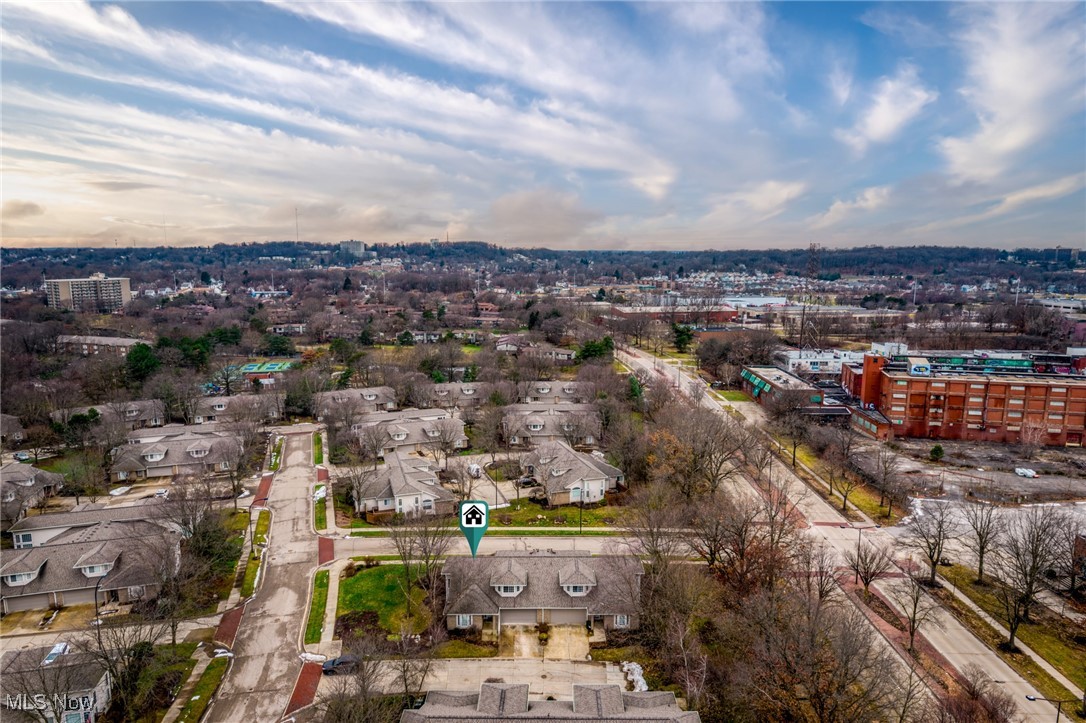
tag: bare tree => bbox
[960,499,1002,583]
[339,452,380,515]
[386,513,455,612]
[1017,419,1045,461]
[443,460,475,501]
[871,444,903,518]
[316,631,400,723]
[355,424,388,469]
[902,501,960,586]
[892,575,940,653]
[793,539,841,604]
[425,418,463,470]
[846,539,895,601]
[323,395,366,460]
[921,663,1020,723]
[1053,512,1085,597]
[74,617,171,722]
[388,621,436,705]
[992,506,1064,650]
[2,645,109,723]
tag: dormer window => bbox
[392,432,407,441]
[3,571,38,586]
[426,429,439,438]
[125,408,139,417]
[528,423,543,432]
[562,584,591,597]
[562,423,574,432]
[436,390,449,396]
[80,563,113,578]
[538,386,550,394]
[144,453,165,462]
[189,448,208,458]
[363,393,377,400]
[462,388,475,395]
[3,490,14,502]
[563,386,576,394]
[213,403,226,411]
[550,468,566,477]
[494,584,523,597]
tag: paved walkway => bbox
[208,428,320,722]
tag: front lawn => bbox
[314,486,327,530]
[305,570,330,645]
[176,657,230,723]
[719,390,751,402]
[941,564,1086,692]
[337,564,428,634]
[493,502,625,527]
[434,640,497,658]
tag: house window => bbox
[219,462,229,470]
[569,585,585,593]
[614,614,629,628]
[190,449,208,458]
[213,403,226,411]
[81,564,113,577]
[363,393,376,400]
[499,585,520,594]
[456,614,472,628]
[422,499,433,510]
[4,571,36,585]
[571,488,581,500]
[14,533,32,549]
[144,453,165,462]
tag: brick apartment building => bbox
[844,352,1086,446]
[45,274,131,312]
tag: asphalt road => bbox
[619,346,1063,721]
[208,428,319,722]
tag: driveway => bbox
[208,429,319,722]
[499,625,590,660]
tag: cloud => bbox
[483,189,603,246]
[914,173,1085,233]
[835,64,937,155]
[939,4,1085,183]
[2,200,45,219]
[810,186,891,229]
[699,180,808,229]
[828,61,852,107]
[860,8,947,47]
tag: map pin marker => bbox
[459,500,489,558]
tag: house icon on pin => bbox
[462,505,485,527]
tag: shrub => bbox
[930,444,945,462]
[536,622,551,635]
[499,514,513,526]
[553,515,567,525]
[361,556,380,569]
[343,562,358,579]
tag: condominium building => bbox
[45,274,131,311]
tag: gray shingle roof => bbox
[443,551,640,617]
[400,684,701,721]
[522,442,621,497]
[9,501,165,533]
[345,454,455,504]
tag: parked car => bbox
[467,463,482,479]
[12,452,31,462]
[1014,468,1038,478]
[516,477,540,488]
[322,654,359,675]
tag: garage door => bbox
[60,589,97,606]
[3,594,50,613]
[500,609,537,626]
[549,608,587,625]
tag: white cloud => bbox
[835,63,937,155]
[828,61,853,107]
[810,186,891,229]
[939,4,1085,183]
[914,174,1085,233]
[701,180,808,228]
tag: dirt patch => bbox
[888,439,1086,502]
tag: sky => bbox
[1,1,1084,251]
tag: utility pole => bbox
[295,207,300,244]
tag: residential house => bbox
[353,410,468,457]
[56,334,142,357]
[1,463,64,532]
[192,393,282,424]
[430,382,489,409]
[402,684,699,723]
[8,502,165,549]
[442,550,641,631]
[1,644,113,723]
[521,381,590,404]
[109,429,241,482]
[502,404,601,448]
[520,442,623,507]
[523,344,577,365]
[314,387,397,419]
[53,400,166,434]
[1,518,176,613]
[1,414,25,445]
[342,453,455,518]
[495,334,530,353]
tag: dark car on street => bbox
[321,654,359,675]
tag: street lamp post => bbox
[854,526,865,584]
[1024,694,1079,722]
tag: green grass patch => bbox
[460,344,482,355]
[226,510,250,534]
[305,570,330,645]
[434,640,497,658]
[269,437,284,471]
[337,564,428,634]
[240,551,261,597]
[348,528,618,538]
[253,509,270,545]
[333,487,375,527]
[492,503,625,527]
[313,432,323,464]
[933,570,1085,717]
[350,555,404,561]
[940,564,1086,693]
[719,390,751,402]
[314,486,327,530]
[176,657,230,723]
